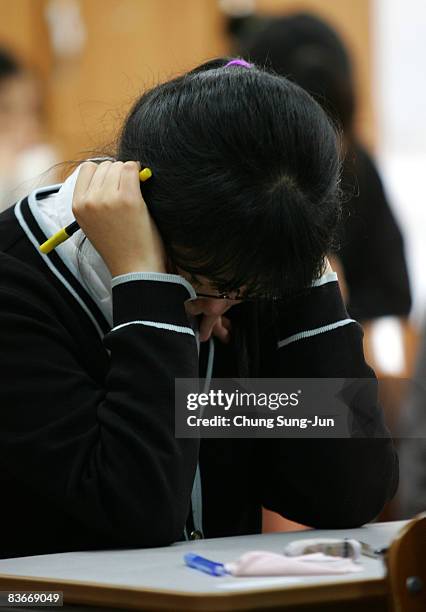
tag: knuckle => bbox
[74,198,93,216]
[107,195,120,209]
[123,160,138,170]
[122,186,140,202]
[111,161,124,171]
[98,160,113,169]
[117,194,134,209]
[72,194,84,210]
[84,192,108,209]
[101,195,118,209]
[80,197,97,211]
[81,161,97,171]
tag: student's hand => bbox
[72,160,166,276]
[200,315,231,344]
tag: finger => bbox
[73,162,99,202]
[221,316,232,331]
[119,161,143,197]
[101,161,125,192]
[212,319,230,344]
[87,160,114,191]
[199,314,220,343]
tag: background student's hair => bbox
[239,14,355,138]
[0,47,21,81]
[116,57,342,299]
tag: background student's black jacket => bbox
[0,191,398,559]
[338,142,411,321]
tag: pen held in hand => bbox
[39,167,152,254]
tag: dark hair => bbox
[117,57,341,298]
[241,14,356,136]
[0,48,21,84]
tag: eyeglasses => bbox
[194,291,281,301]
[194,290,309,302]
[195,291,245,301]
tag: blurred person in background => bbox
[231,12,412,323]
[399,322,426,517]
[0,47,58,212]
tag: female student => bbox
[0,59,397,558]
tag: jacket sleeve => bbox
[0,274,199,548]
[256,274,399,528]
[340,144,412,320]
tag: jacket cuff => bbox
[276,277,357,346]
[111,272,196,297]
[111,274,195,329]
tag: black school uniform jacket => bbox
[339,142,411,321]
[0,186,398,559]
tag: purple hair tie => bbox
[224,59,253,69]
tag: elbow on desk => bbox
[308,444,399,530]
[270,439,399,530]
[306,492,392,531]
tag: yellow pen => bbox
[39,167,152,254]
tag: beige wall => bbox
[0,0,373,162]
[0,0,51,76]
[46,0,228,162]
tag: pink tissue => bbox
[225,551,363,576]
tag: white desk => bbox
[0,521,407,611]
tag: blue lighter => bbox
[184,553,229,576]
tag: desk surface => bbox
[0,521,406,611]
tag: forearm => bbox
[0,275,199,547]
[257,274,398,526]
